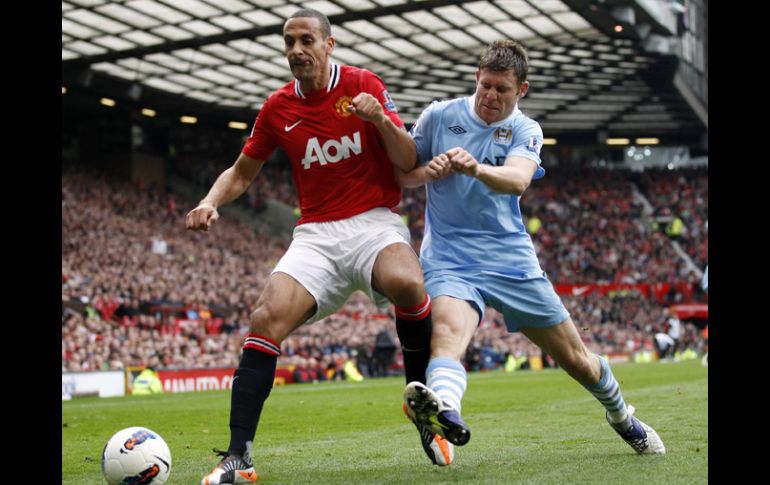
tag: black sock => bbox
[227,338,279,456]
[395,296,433,385]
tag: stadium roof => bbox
[62,0,704,145]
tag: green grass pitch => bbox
[63,360,707,484]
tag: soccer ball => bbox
[101,426,172,485]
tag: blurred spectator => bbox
[371,329,397,377]
[292,356,312,384]
[653,331,676,360]
[132,367,163,395]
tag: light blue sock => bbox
[427,357,467,413]
[583,356,628,423]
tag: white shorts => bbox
[272,207,412,323]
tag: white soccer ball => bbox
[101,426,172,485]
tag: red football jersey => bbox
[243,63,404,224]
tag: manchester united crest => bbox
[335,96,354,117]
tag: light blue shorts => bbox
[424,268,570,332]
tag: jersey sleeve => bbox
[507,118,546,180]
[409,101,440,165]
[360,70,404,129]
[242,94,278,161]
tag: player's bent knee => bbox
[400,273,425,297]
[432,320,462,339]
[387,273,426,307]
[249,305,287,342]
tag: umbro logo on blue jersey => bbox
[448,126,467,135]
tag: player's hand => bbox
[185,203,219,232]
[426,153,453,181]
[447,147,480,177]
[347,93,385,124]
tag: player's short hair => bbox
[479,40,529,85]
[288,8,332,39]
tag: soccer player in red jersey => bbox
[187,9,450,484]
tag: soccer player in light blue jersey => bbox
[397,40,665,464]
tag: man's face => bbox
[474,68,529,124]
[283,17,334,82]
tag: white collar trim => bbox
[294,62,340,99]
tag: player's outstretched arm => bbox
[348,92,417,172]
[185,152,265,231]
[448,147,537,195]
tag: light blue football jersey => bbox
[410,94,547,276]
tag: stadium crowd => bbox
[638,166,708,271]
[523,167,686,284]
[62,166,706,375]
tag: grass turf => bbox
[62,360,707,484]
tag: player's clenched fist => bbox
[447,147,480,177]
[186,203,219,231]
[426,153,454,181]
[346,92,385,124]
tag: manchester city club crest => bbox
[335,95,353,117]
[493,125,513,144]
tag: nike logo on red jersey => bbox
[285,120,303,132]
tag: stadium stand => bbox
[62,164,707,375]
